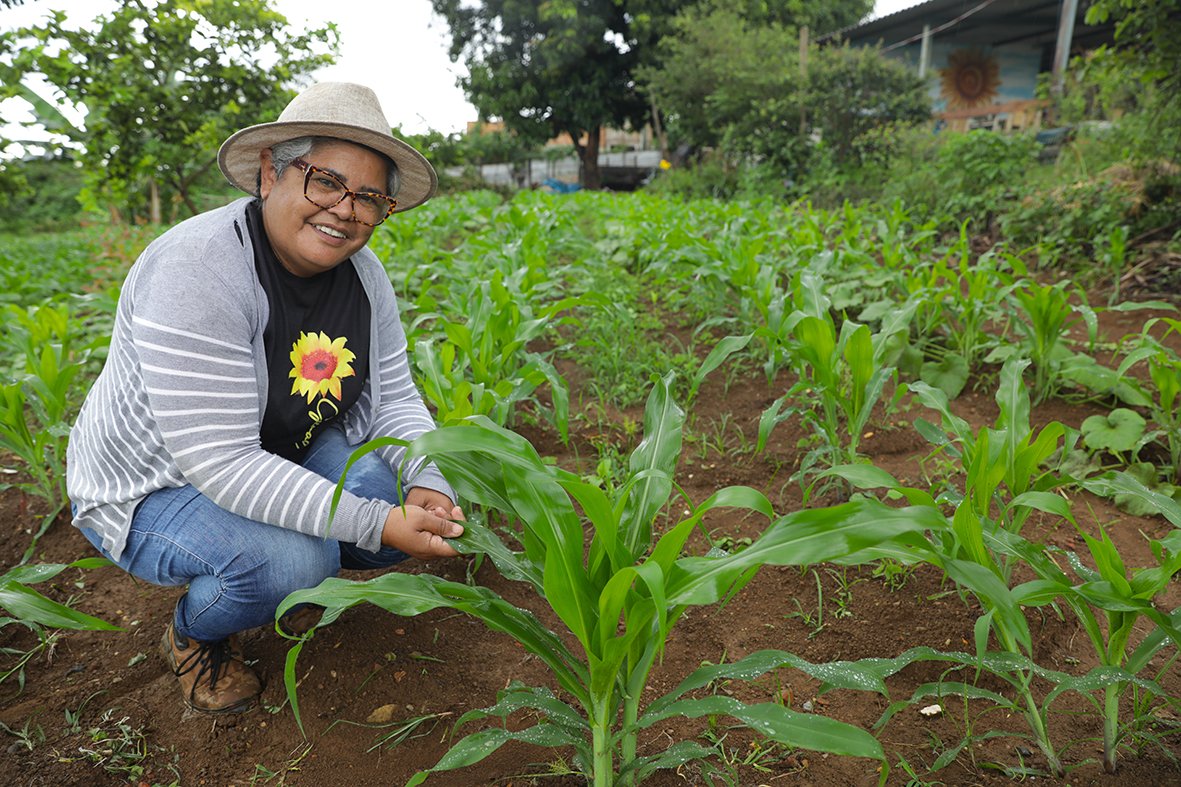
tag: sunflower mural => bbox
[939,48,1001,110]
[289,331,356,404]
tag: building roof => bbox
[821,0,1112,52]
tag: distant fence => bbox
[446,149,663,190]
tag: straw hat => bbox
[218,82,437,213]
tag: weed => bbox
[0,716,45,752]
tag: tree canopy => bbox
[0,0,338,222]
[641,4,926,182]
[429,0,871,189]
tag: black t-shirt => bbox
[246,200,371,462]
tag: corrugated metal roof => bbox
[821,0,1002,42]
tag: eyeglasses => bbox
[290,159,397,227]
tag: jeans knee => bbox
[341,452,400,503]
[226,534,338,610]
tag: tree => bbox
[430,0,646,189]
[1084,0,1181,161]
[637,5,796,150]
[428,1,871,190]
[641,9,928,182]
[0,0,338,223]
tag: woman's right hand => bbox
[380,504,464,559]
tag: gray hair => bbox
[262,136,400,197]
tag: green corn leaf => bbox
[690,333,752,399]
[1082,472,1181,527]
[283,637,307,736]
[645,649,896,721]
[277,573,587,705]
[909,381,972,444]
[405,722,584,787]
[794,315,838,389]
[843,322,875,411]
[641,695,884,761]
[446,512,541,590]
[0,581,121,631]
[503,465,597,649]
[2,557,110,586]
[1013,579,1069,606]
[559,477,628,575]
[647,486,773,574]
[665,501,946,607]
[984,529,1068,584]
[1008,491,1075,524]
[943,558,1031,654]
[756,392,790,452]
[1125,606,1181,674]
[1042,665,1167,708]
[451,682,587,735]
[620,371,683,558]
[624,740,718,783]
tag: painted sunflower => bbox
[289,331,356,404]
[940,48,1001,110]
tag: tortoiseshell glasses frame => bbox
[291,158,397,226]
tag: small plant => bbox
[0,558,119,689]
[0,717,45,752]
[994,279,1094,404]
[1116,316,1181,486]
[0,302,101,513]
[871,558,916,592]
[784,569,826,639]
[280,374,948,785]
[758,271,907,496]
[72,708,180,784]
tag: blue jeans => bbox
[80,427,407,643]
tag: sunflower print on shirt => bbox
[289,331,356,404]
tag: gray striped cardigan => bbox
[67,197,454,561]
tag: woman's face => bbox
[259,140,389,277]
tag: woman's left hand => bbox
[404,487,461,519]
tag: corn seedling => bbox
[1,558,119,690]
[990,279,1097,404]
[758,271,910,496]
[279,374,948,785]
[1116,317,1181,485]
[0,302,103,511]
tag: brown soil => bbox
[2,306,1180,787]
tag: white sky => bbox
[1,0,917,150]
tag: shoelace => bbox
[174,636,234,696]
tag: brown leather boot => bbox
[277,604,325,637]
[160,622,262,713]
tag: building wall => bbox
[888,41,1042,112]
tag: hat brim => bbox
[218,121,437,213]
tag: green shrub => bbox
[884,130,1039,229]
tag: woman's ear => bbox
[258,148,276,199]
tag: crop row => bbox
[2,190,1180,783]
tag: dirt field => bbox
[2,304,1180,787]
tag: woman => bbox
[67,82,464,714]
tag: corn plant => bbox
[826,361,1082,774]
[1012,483,1181,773]
[412,275,575,441]
[988,279,1098,404]
[828,453,1181,778]
[1,558,119,689]
[757,271,911,494]
[1116,317,1181,485]
[0,302,101,510]
[279,374,947,785]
